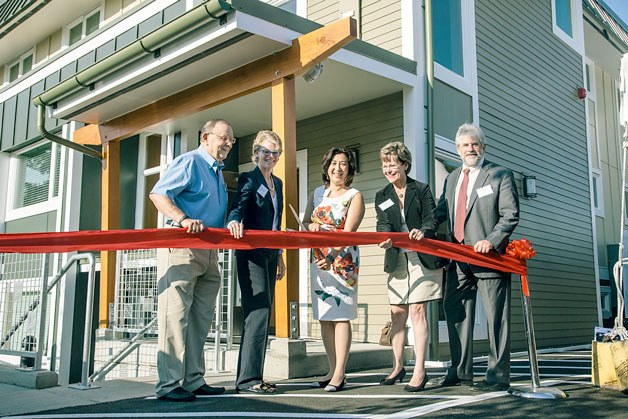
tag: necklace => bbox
[394,185,406,200]
[267,178,275,191]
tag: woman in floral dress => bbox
[303,147,364,392]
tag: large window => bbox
[66,7,102,47]
[10,142,61,211]
[434,0,463,76]
[551,0,583,53]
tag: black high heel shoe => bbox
[309,378,332,388]
[404,374,429,392]
[380,368,406,385]
[324,377,346,392]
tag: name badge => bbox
[476,185,493,198]
[257,184,269,197]
[378,199,395,211]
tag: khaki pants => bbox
[155,247,221,397]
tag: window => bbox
[4,51,34,84]
[66,8,102,46]
[433,0,478,124]
[434,0,463,76]
[10,142,61,211]
[555,0,572,36]
[592,169,603,217]
[551,0,584,54]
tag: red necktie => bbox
[454,168,470,243]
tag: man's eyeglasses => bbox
[210,132,236,144]
[258,147,281,158]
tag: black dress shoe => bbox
[158,387,196,402]
[193,384,225,396]
[324,377,346,392]
[380,368,406,385]
[432,375,461,387]
[309,378,332,388]
[470,380,510,392]
[236,383,277,394]
[404,374,429,392]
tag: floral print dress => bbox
[310,185,360,321]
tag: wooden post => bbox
[272,77,299,338]
[100,141,120,328]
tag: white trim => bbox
[551,0,585,55]
[135,134,149,229]
[296,0,307,18]
[3,49,34,85]
[583,55,603,327]
[403,86,424,182]
[0,0,181,102]
[0,151,9,232]
[296,148,309,338]
[400,0,420,61]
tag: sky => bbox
[602,0,628,27]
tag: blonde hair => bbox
[379,141,412,174]
[251,130,283,163]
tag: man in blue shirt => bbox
[150,119,235,402]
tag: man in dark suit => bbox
[227,130,285,394]
[434,123,520,392]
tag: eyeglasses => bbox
[381,164,403,172]
[258,146,281,158]
[210,132,236,144]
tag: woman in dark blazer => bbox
[375,141,447,392]
[227,130,285,395]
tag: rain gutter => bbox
[32,0,232,160]
[32,0,232,107]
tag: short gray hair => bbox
[455,123,486,147]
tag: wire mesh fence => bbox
[0,253,49,363]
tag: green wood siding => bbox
[361,0,401,55]
[475,0,597,348]
[297,92,403,342]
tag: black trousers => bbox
[235,249,278,389]
[443,262,511,384]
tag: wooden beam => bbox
[99,141,120,328]
[73,17,357,145]
[272,77,299,339]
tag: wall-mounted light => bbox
[577,87,587,99]
[303,62,324,83]
[523,174,537,198]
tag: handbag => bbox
[379,321,392,346]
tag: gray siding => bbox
[6,211,57,233]
[476,0,597,348]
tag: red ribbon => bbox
[0,228,528,275]
[505,239,536,297]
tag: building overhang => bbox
[36,0,417,138]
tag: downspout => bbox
[424,0,439,362]
[424,0,435,189]
[37,105,102,160]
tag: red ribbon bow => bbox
[506,238,536,260]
